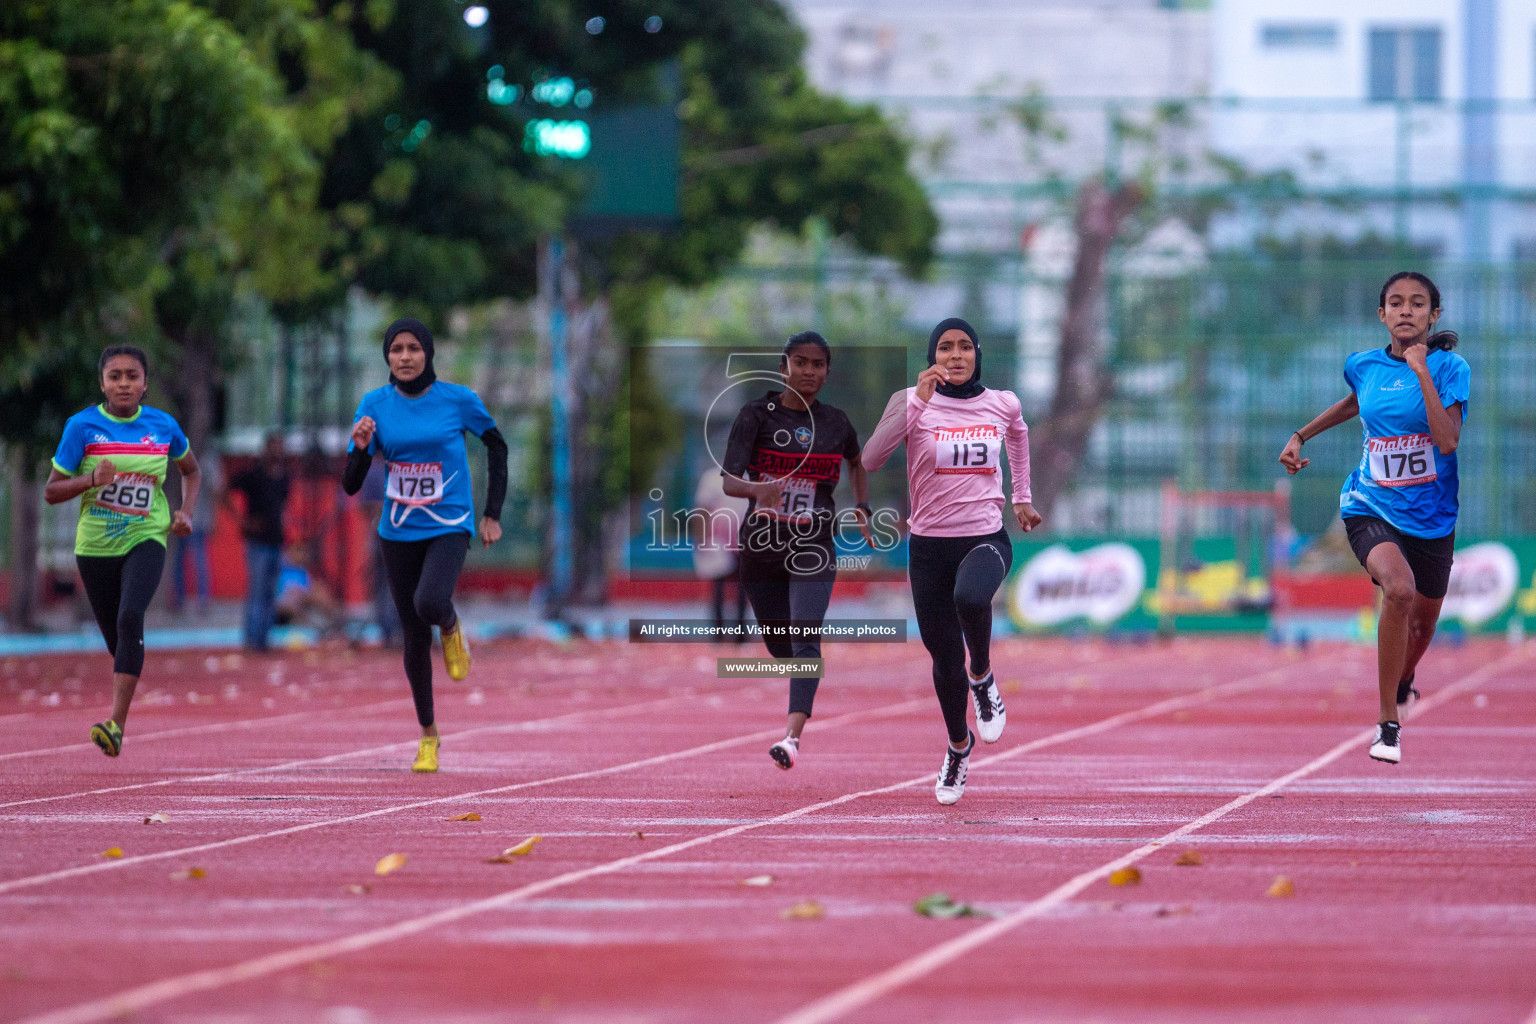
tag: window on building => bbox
[1369,27,1442,102]
[1260,23,1338,49]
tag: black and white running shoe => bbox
[1369,721,1402,763]
[969,671,1007,743]
[769,736,798,770]
[935,731,975,805]
[1396,673,1420,711]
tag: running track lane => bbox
[6,653,1328,1024]
[772,649,1532,1024]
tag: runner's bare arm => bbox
[1279,394,1359,474]
[846,453,875,546]
[44,460,115,504]
[171,450,201,538]
[1404,345,1462,454]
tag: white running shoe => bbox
[769,736,799,770]
[935,732,974,805]
[1369,721,1402,763]
[969,671,1007,743]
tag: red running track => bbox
[1,637,1533,1023]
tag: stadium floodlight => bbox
[463,6,488,27]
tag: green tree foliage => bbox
[0,0,286,460]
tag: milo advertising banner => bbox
[1006,536,1536,635]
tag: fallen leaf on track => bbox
[374,853,408,876]
[1155,904,1194,917]
[913,893,985,918]
[169,867,206,881]
[446,813,482,822]
[101,847,123,859]
[632,831,644,840]
[486,836,541,862]
[780,900,824,920]
[1108,867,1141,887]
[1266,876,1295,898]
[1174,850,1203,866]
[741,875,774,887]
[143,812,170,825]
[345,884,371,895]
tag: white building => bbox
[1211,0,1536,259]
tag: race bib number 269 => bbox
[94,473,156,517]
[1368,433,1436,488]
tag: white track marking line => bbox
[8,657,1324,1024]
[0,696,928,895]
[0,693,688,812]
[0,648,1152,812]
[0,698,412,763]
[771,649,1530,1024]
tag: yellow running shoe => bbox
[442,621,471,681]
[412,736,440,773]
[90,720,123,757]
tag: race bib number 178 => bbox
[1368,433,1437,488]
[387,461,445,505]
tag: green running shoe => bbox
[90,720,123,757]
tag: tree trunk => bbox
[1028,178,1144,520]
[568,296,619,605]
[7,449,42,632]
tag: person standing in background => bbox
[228,432,291,652]
[169,442,220,616]
[692,465,749,643]
[359,455,402,647]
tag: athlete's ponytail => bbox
[1379,271,1458,351]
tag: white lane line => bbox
[0,696,926,895]
[8,658,1322,1024]
[0,698,412,763]
[0,648,1153,812]
[0,693,688,812]
[771,649,1530,1024]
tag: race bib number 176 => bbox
[1368,434,1437,488]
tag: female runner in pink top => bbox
[863,317,1042,804]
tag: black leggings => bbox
[908,529,1013,744]
[740,559,837,718]
[77,541,166,677]
[380,533,470,728]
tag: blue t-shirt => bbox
[350,382,497,541]
[1338,346,1470,538]
[52,404,190,556]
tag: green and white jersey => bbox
[52,404,190,557]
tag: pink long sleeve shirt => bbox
[861,387,1032,537]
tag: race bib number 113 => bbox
[933,425,1001,475]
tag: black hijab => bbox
[927,317,984,399]
[383,317,436,395]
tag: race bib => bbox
[933,425,1001,475]
[759,476,817,521]
[1368,434,1437,488]
[387,461,445,505]
[94,473,157,517]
